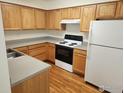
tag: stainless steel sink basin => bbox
[7,49,24,59]
[7,49,15,53]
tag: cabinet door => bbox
[115,1,123,19]
[35,9,46,29]
[21,7,35,29]
[46,10,61,30]
[29,46,46,57]
[12,71,49,93]
[69,7,81,19]
[73,53,86,75]
[46,10,55,29]
[61,8,70,19]
[48,44,55,63]
[96,2,116,19]
[54,10,61,30]
[23,71,49,93]
[61,7,81,19]
[12,83,24,93]
[1,3,22,30]
[80,5,96,32]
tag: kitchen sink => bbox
[7,49,24,59]
[7,49,15,53]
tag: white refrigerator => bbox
[85,20,123,93]
[0,7,11,93]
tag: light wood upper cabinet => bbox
[80,5,96,32]
[46,10,55,29]
[21,7,35,29]
[61,8,70,19]
[115,1,123,19]
[1,3,22,30]
[61,7,81,19]
[69,7,81,19]
[46,9,61,30]
[35,9,46,29]
[96,2,116,19]
[53,10,62,30]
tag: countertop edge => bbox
[11,66,51,87]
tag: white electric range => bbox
[55,34,83,72]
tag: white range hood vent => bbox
[60,19,80,24]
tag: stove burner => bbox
[68,43,77,46]
[71,43,77,45]
[59,41,68,44]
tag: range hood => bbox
[60,19,80,24]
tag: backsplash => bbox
[4,24,89,41]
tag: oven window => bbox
[57,49,70,57]
[56,45,73,65]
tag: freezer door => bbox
[85,45,123,93]
[90,20,123,49]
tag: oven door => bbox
[55,45,73,65]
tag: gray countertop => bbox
[8,55,51,87]
[7,36,87,87]
[6,36,88,50]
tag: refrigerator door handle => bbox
[89,43,123,50]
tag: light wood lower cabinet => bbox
[28,43,47,61]
[47,43,55,63]
[14,46,28,54]
[14,43,55,63]
[35,54,47,61]
[12,69,49,93]
[73,49,87,76]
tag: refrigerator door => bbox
[89,20,123,49]
[85,45,123,93]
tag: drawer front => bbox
[15,46,28,51]
[34,54,46,61]
[29,47,46,56]
[21,50,28,54]
[28,43,46,49]
[47,43,55,47]
[74,49,87,55]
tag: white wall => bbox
[0,7,11,93]
[0,0,118,10]
[5,24,89,41]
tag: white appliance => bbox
[0,8,11,93]
[85,20,123,93]
[55,34,83,72]
[56,39,82,47]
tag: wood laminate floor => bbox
[49,64,107,93]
